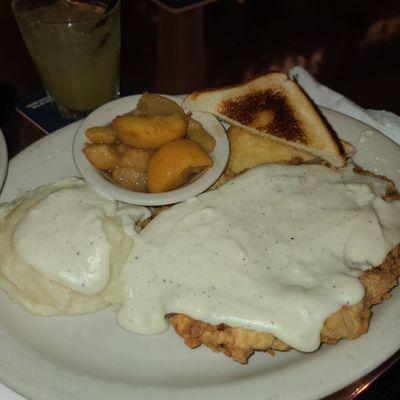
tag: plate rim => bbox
[0,128,8,192]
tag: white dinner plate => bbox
[0,128,8,192]
[1,108,400,400]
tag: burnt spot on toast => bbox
[220,90,307,144]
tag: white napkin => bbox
[289,66,400,144]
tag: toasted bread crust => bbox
[226,126,316,175]
[220,90,307,144]
[187,72,287,101]
[184,72,346,167]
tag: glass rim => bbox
[11,0,120,26]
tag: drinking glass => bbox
[12,0,121,118]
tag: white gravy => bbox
[12,178,148,296]
[118,164,400,352]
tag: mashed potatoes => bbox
[0,177,149,316]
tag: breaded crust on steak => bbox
[136,163,400,363]
[171,245,400,363]
[170,244,400,363]
[168,175,400,363]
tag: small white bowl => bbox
[73,95,229,206]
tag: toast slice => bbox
[227,126,356,175]
[227,126,315,174]
[183,73,346,168]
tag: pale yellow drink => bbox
[12,0,120,118]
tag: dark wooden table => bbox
[1,1,400,399]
